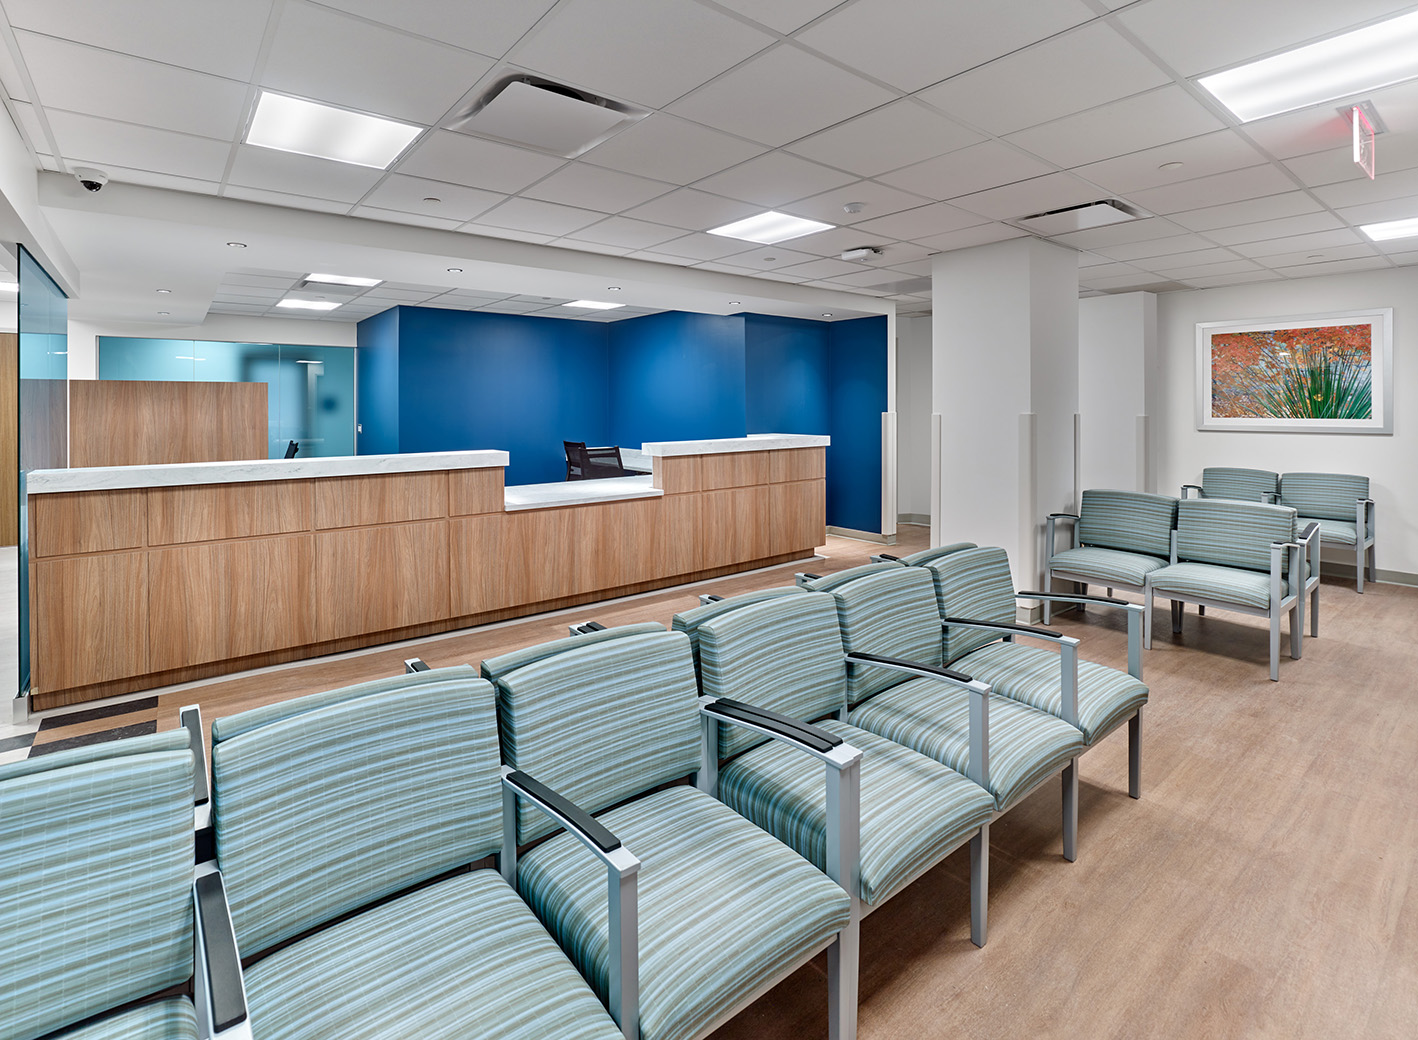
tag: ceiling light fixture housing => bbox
[1014,199,1143,236]
[305,273,382,287]
[1198,10,1418,122]
[708,211,835,244]
[1359,215,1418,241]
[840,246,883,261]
[565,300,623,310]
[277,298,342,311]
[448,74,647,158]
[246,90,422,169]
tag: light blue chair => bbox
[481,624,857,1040]
[1180,467,1279,503]
[1,730,248,1040]
[1277,472,1375,593]
[1044,490,1179,624]
[672,588,997,946]
[208,665,625,1040]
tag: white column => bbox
[1078,292,1157,492]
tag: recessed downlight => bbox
[227,241,247,248]
[607,286,622,291]
[708,211,834,244]
[821,312,833,317]
[245,90,422,169]
[446,267,463,273]
[156,288,172,294]
[1159,161,1185,170]
[728,301,741,306]
[158,311,170,316]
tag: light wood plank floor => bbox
[41,527,1418,1039]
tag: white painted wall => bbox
[1079,292,1156,492]
[1155,267,1418,579]
[896,314,932,523]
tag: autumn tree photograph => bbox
[1210,322,1372,420]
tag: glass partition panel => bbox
[17,246,67,698]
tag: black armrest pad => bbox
[876,553,901,562]
[1018,589,1126,606]
[846,651,973,685]
[1047,512,1080,520]
[404,658,430,673]
[1299,522,1319,540]
[942,615,1063,638]
[704,594,724,603]
[194,872,247,1032]
[704,698,841,754]
[800,572,822,581]
[506,770,621,853]
[581,621,607,632]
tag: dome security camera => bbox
[73,167,108,192]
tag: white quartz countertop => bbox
[504,474,662,511]
[26,450,511,494]
[640,433,829,457]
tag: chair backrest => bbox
[482,626,702,844]
[896,542,977,566]
[1076,489,1178,559]
[564,440,589,480]
[584,444,627,477]
[1201,467,1278,502]
[809,565,945,708]
[210,666,503,958]
[674,590,847,760]
[921,547,1018,666]
[1278,471,1369,521]
[1175,498,1298,573]
[672,586,808,679]
[1,730,195,1040]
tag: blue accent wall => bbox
[826,316,888,534]
[607,312,746,447]
[744,315,830,436]
[356,308,400,456]
[393,307,611,486]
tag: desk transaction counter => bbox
[26,434,828,708]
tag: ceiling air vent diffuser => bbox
[448,75,646,158]
[1014,199,1143,236]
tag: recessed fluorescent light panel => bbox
[276,298,342,311]
[1198,10,1418,122]
[246,91,421,168]
[565,300,623,310]
[708,211,834,244]
[305,273,382,287]
[1359,216,1418,241]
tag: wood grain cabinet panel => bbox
[769,448,826,483]
[315,522,449,641]
[699,486,771,567]
[31,490,146,557]
[313,473,448,529]
[147,481,311,545]
[653,456,700,494]
[449,469,505,516]
[148,535,315,671]
[450,514,520,616]
[770,480,826,556]
[699,452,769,491]
[32,552,148,689]
[69,380,266,468]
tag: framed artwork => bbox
[1196,308,1393,433]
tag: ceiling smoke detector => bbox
[840,246,883,261]
[448,74,647,158]
[1014,199,1143,236]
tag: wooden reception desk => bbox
[26,435,828,709]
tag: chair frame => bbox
[1042,511,1161,625]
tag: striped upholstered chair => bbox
[1277,472,1375,593]
[672,588,997,945]
[1180,467,1279,503]
[1044,490,1179,624]
[909,546,1148,802]
[800,564,1088,861]
[208,666,625,1040]
[481,624,857,1040]
[1,730,248,1040]
[1144,498,1318,681]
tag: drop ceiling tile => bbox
[709,0,845,34]
[667,45,895,147]
[624,249,697,265]
[887,258,935,276]
[823,267,922,288]
[350,206,465,230]
[18,33,248,139]
[778,257,876,280]
[784,99,984,177]
[562,216,684,248]
[1267,256,1391,278]
[1093,233,1224,261]
[1168,191,1323,232]
[1231,229,1366,258]
[1241,106,1353,161]
[1074,131,1271,196]
[768,226,894,257]
[76,164,222,195]
[1182,270,1284,288]
[1083,272,1191,291]
[361,288,443,302]
[477,300,552,313]
[222,184,357,214]
[226,274,298,289]
[623,187,759,231]
[919,21,1171,135]
[1335,198,1418,225]
[5,0,273,79]
[1248,244,1379,267]
[1313,164,1418,209]
[781,180,933,226]
[1118,246,1241,268]
[1005,86,1226,170]
[1078,261,1151,282]
[513,0,774,107]
[359,174,503,221]
[459,224,557,244]
[397,131,567,193]
[441,289,514,302]
[228,146,384,203]
[1048,216,1190,250]
[554,240,637,256]
[1203,212,1343,246]
[1125,165,1297,215]
[45,110,231,181]
[641,232,758,261]
[475,196,604,236]
[581,114,766,183]
[878,140,1053,201]
[1115,0,1413,77]
[694,152,856,208]
[853,201,986,239]
[914,222,1029,252]
[720,246,819,269]
[797,0,1091,94]
[521,162,674,212]
[313,0,557,58]
[951,171,1102,221]
[1280,149,1376,190]
[262,1,489,124]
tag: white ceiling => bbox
[5,0,1418,325]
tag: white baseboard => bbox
[827,526,896,545]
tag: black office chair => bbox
[284,440,299,459]
[564,441,628,479]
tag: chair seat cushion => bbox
[1304,516,1359,546]
[847,678,1085,811]
[244,870,622,1040]
[954,643,1148,745]
[518,785,851,1040]
[718,720,994,907]
[1049,546,1167,588]
[1148,562,1290,610]
[59,1000,196,1040]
